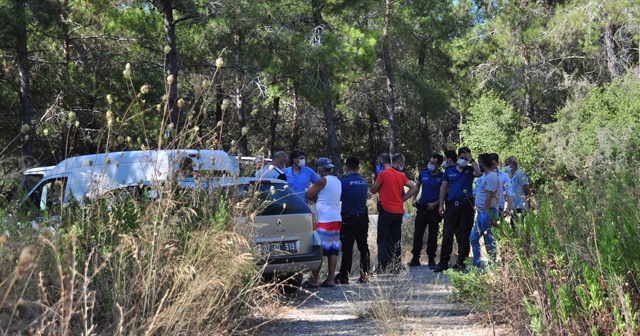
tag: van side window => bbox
[29,178,67,215]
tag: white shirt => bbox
[316,175,342,223]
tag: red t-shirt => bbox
[376,168,409,214]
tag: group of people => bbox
[410,148,531,272]
[253,147,531,286]
[254,149,371,287]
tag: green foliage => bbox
[460,91,520,154]
[457,165,640,334]
[459,92,543,182]
[545,75,640,179]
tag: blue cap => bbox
[316,157,335,169]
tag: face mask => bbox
[505,165,512,173]
[298,159,305,167]
[427,163,435,171]
[458,159,468,167]
[398,165,404,172]
[443,161,450,168]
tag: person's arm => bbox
[465,152,482,177]
[370,181,380,194]
[503,173,513,215]
[305,176,326,203]
[412,180,422,206]
[370,173,382,194]
[438,180,449,215]
[484,190,495,212]
[403,180,419,202]
[523,184,532,208]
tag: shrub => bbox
[462,166,640,335]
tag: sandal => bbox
[321,281,336,288]
[301,281,321,289]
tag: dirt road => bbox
[260,215,510,336]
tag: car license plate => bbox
[260,241,298,254]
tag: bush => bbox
[544,75,640,180]
[463,166,640,335]
[0,181,274,335]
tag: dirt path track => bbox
[261,265,509,336]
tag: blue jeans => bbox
[470,208,498,268]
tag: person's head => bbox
[316,157,334,176]
[443,150,457,168]
[290,149,306,167]
[488,153,499,169]
[378,153,391,166]
[478,153,492,173]
[345,156,360,173]
[272,151,288,169]
[457,147,472,167]
[428,153,444,173]
[505,156,518,173]
[391,153,406,171]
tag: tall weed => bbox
[451,167,640,335]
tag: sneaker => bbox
[334,274,350,285]
[427,259,437,269]
[432,264,449,273]
[451,263,469,273]
[408,259,421,267]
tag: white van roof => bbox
[23,166,55,177]
[31,149,239,204]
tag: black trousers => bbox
[339,213,370,276]
[377,208,403,271]
[439,200,474,266]
[411,207,442,261]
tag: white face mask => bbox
[505,165,512,173]
[398,165,404,172]
[427,163,435,171]
[298,159,306,167]
[458,159,468,167]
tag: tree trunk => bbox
[522,43,534,121]
[604,21,621,79]
[417,41,432,165]
[382,0,397,155]
[161,0,180,138]
[419,112,432,165]
[16,0,33,164]
[270,97,279,156]
[290,82,301,151]
[234,31,248,155]
[312,0,342,176]
[367,99,384,174]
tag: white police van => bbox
[23,149,238,215]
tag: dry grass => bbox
[0,180,282,335]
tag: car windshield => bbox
[226,182,310,216]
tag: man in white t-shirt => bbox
[505,156,531,230]
[256,151,287,181]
